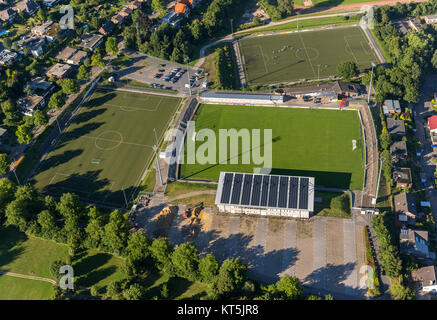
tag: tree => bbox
[126,232,151,262]
[390,280,414,300]
[5,199,30,231]
[103,210,129,255]
[91,51,105,67]
[151,0,166,13]
[379,244,402,278]
[0,178,16,213]
[106,281,124,300]
[199,254,219,283]
[106,37,118,55]
[57,193,83,219]
[0,153,9,175]
[37,8,47,22]
[271,275,303,299]
[431,50,437,70]
[37,210,59,239]
[16,124,33,144]
[61,79,79,95]
[85,215,104,249]
[77,65,90,80]
[277,0,294,18]
[123,283,144,300]
[150,237,173,271]
[2,38,12,50]
[337,61,359,80]
[33,110,48,126]
[216,258,248,296]
[48,91,65,109]
[63,215,83,252]
[380,126,391,150]
[171,242,200,281]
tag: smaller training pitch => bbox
[179,104,364,190]
[239,26,379,85]
[31,89,181,207]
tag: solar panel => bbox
[220,173,233,204]
[250,175,262,206]
[241,174,253,205]
[278,176,288,208]
[230,173,243,204]
[299,178,309,210]
[268,176,279,207]
[260,175,270,206]
[288,177,299,209]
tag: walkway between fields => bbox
[0,271,56,285]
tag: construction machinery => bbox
[183,202,203,218]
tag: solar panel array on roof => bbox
[299,178,309,210]
[217,172,313,211]
[220,173,233,204]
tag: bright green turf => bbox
[31,89,181,207]
[0,276,54,300]
[179,104,364,190]
[238,26,378,85]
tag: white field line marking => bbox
[344,36,359,65]
[297,31,317,78]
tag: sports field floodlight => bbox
[367,62,376,104]
[373,156,385,207]
[184,57,192,97]
[153,145,164,187]
[121,186,128,207]
[153,128,158,145]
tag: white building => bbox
[215,172,315,219]
[201,92,284,106]
[413,266,437,293]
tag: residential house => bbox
[57,47,88,65]
[99,21,115,35]
[13,0,39,16]
[17,35,46,57]
[0,127,8,144]
[407,18,422,31]
[331,81,366,98]
[31,21,60,42]
[412,266,437,293]
[127,0,142,10]
[111,14,124,25]
[432,135,437,147]
[174,1,190,16]
[400,227,433,259]
[394,192,418,223]
[161,11,182,27]
[383,99,401,115]
[424,14,437,24]
[46,63,72,79]
[28,76,54,96]
[390,141,408,163]
[0,8,17,23]
[17,95,45,116]
[42,0,60,7]
[387,117,406,136]
[0,49,18,65]
[428,115,437,135]
[78,33,104,51]
[119,7,132,17]
[393,167,413,189]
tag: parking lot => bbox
[115,52,206,94]
[134,203,368,299]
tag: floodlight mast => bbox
[373,156,385,208]
[153,145,164,187]
[367,62,376,104]
[122,186,128,207]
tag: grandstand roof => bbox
[201,92,283,102]
[215,172,315,212]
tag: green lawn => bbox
[165,181,217,197]
[179,104,364,190]
[30,89,181,207]
[0,276,54,300]
[238,26,379,85]
[73,250,125,290]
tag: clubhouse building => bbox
[215,172,315,219]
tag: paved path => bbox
[0,271,56,285]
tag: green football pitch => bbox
[179,104,364,190]
[31,89,181,207]
[238,26,379,85]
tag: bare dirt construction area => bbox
[137,203,368,299]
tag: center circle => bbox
[295,47,320,61]
[95,131,123,151]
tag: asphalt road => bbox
[412,74,437,231]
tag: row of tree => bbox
[215,44,238,90]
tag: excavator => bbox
[183,202,203,219]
